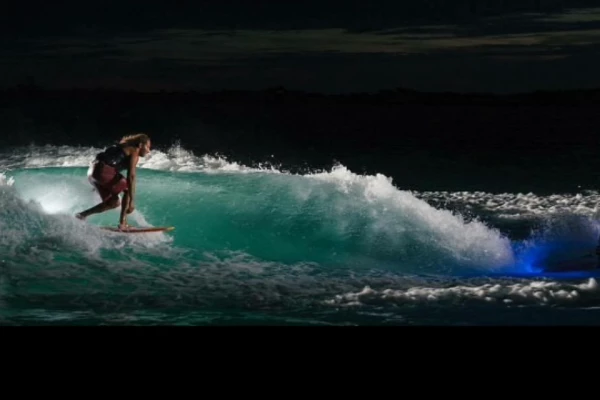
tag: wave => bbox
[3,144,600,324]
[2,144,599,279]
[0,144,516,275]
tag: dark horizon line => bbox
[4,82,600,98]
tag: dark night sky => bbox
[2,0,600,93]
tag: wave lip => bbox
[307,165,516,271]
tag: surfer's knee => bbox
[106,196,120,209]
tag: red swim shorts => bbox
[87,161,128,202]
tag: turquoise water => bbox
[2,145,600,325]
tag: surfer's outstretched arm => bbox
[118,191,130,229]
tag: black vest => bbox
[96,145,130,171]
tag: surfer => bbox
[75,133,152,230]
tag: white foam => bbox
[306,165,516,269]
[416,190,600,219]
[0,175,172,256]
[13,145,103,169]
[14,173,96,215]
[0,144,283,174]
[325,278,600,307]
[0,173,15,187]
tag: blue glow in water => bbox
[518,245,547,274]
[497,239,545,275]
[457,238,599,281]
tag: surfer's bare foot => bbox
[75,213,85,220]
[118,223,129,231]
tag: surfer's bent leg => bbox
[76,195,120,220]
[76,162,129,222]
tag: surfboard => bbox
[100,226,175,233]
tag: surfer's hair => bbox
[119,133,150,147]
